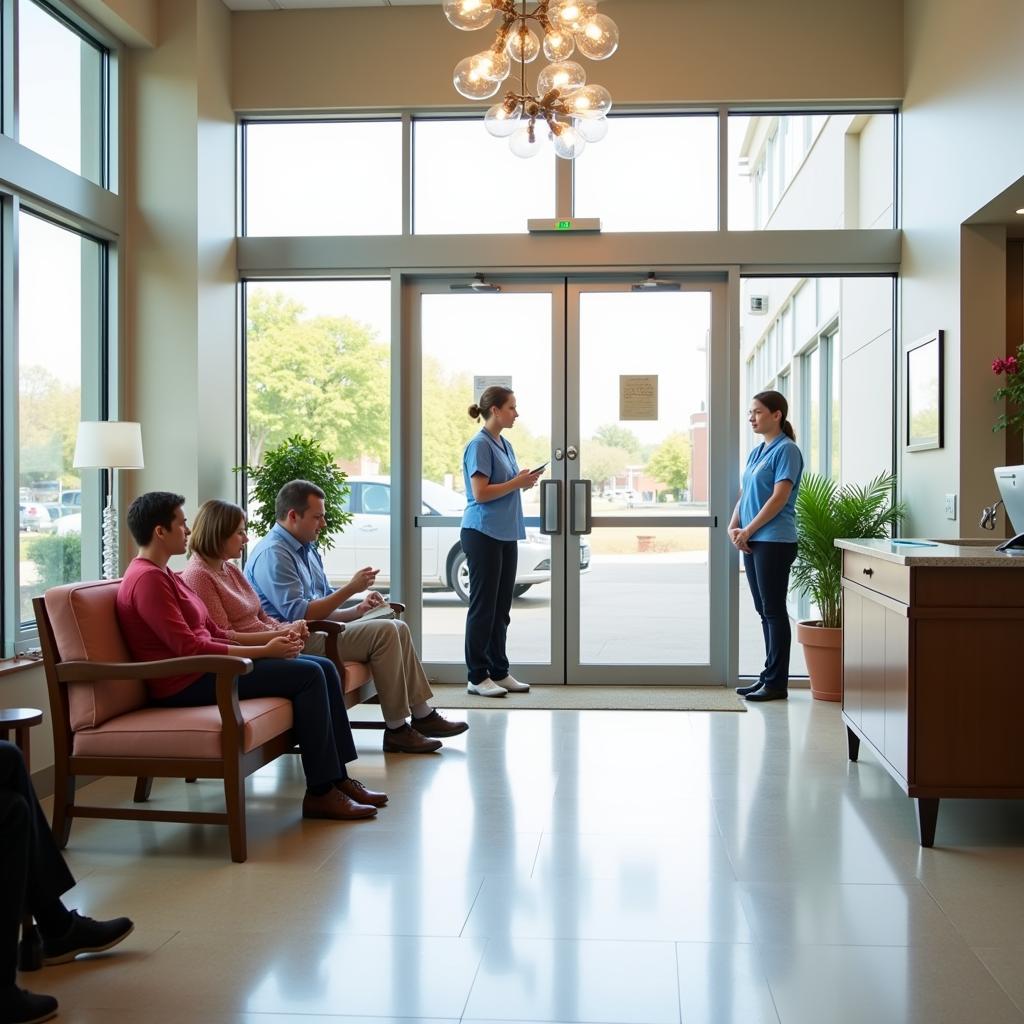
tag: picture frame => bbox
[905,330,944,452]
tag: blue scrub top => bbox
[461,429,526,542]
[739,434,804,542]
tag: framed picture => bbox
[905,330,944,452]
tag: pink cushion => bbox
[44,580,147,730]
[72,698,293,759]
[343,661,373,692]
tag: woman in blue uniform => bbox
[460,386,542,697]
[729,390,805,702]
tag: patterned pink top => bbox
[179,558,283,634]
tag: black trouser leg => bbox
[154,659,349,788]
[485,540,518,682]
[743,541,798,691]
[0,790,30,988]
[462,528,503,685]
[298,654,357,770]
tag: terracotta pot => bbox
[796,620,843,702]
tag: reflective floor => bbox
[34,696,1024,1023]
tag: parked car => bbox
[57,513,82,537]
[318,477,591,604]
[19,502,58,532]
[60,489,82,514]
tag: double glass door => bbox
[408,276,730,685]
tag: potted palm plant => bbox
[235,434,352,549]
[792,472,906,701]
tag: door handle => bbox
[540,479,562,535]
[570,479,592,535]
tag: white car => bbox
[320,477,590,604]
[56,513,82,536]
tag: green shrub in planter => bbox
[27,532,83,592]
[236,435,352,551]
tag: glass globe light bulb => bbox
[575,13,619,60]
[536,61,587,97]
[575,114,609,142]
[507,25,541,63]
[479,47,511,81]
[543,30,575,61]
[443,0,497,31]
[553,123,587,160]
[485,101,522,138]
[552,1,597,34]
[566,83,612,119]
[453,55,502,100]
[509,122,544,158]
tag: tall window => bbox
[18,0,108,185]
[17,212,105,625]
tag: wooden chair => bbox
[33,581,300,863]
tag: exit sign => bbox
[528,218,602,233]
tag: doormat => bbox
[428,684,747,712]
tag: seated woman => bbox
[116,491,386,823]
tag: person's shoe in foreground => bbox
[744,685,788,702]
[467,678,507,698]
[410,710,469,738]
[302,788,377,820]
[0,986,58,1024]
[41,911,135,966]
[337,777,388,807]
[382,723,442,754]
[494,674,530,693]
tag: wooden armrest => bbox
[57,655,254,684]
[306,619,345,635]
[388,602,406,616]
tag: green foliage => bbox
[992,343,1024,435]
[27,533,82,592]
[594,423,643,457]
[582,442,631,493]
[246,291,390,466]
[236,435,352,551]
[792,472,906,630]
[646,433,692,498]
[19,365,80,483]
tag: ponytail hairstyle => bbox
[753,389,796,441]
[468,385,514,422]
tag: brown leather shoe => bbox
[337,777,388,807]
[383,724,442,754]
[410,709,469,738]
[302,788,377,821]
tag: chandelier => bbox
[444,0,620,160]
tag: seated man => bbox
[2,740,133,1024]
[245,480,468,754]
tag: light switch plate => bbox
[944,493,957,520]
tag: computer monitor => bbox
[994,465,1024,550]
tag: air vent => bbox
[749,295,770,314]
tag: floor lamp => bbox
[73,421,145,580]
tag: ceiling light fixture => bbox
[444,0,619,161]
[1017,208,1024,215]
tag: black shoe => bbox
[0,986,58,1024]
[735,680,764,696]
[41,910,134,965]
[745,686,788,702]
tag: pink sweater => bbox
[179,558,283,634]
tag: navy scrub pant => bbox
[461,527,518,685]
[743,540,798,693]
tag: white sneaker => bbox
[497,675,530,693]
[467,678,507,698]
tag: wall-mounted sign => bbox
[473,375,513,402]
[619,375,659,421]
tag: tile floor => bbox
[29,695,1024,1023]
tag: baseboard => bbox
[31,766,100,800]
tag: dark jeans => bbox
[0,741,75,987]
[743,540,798,692]
[461,528,518,685]
[153,655,356,789]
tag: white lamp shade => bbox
[73,421,145,470]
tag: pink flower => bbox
[1007,356,1020,375]
[993,358,1008,375]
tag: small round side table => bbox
[1,707,45,972]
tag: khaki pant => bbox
[305,618,433,722]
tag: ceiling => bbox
[222,1,438,9]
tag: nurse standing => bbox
[460,386,543,697]
[729,390,804,702]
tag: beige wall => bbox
[900,0,1024,536]
[231,0,903,112]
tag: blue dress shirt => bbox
[244,522,331,621]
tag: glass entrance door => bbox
[409,276,728,685]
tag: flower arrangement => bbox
[992,343,1024,434]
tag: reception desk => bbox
[837,538,1024,846]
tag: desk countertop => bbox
[835,537,1024,567]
